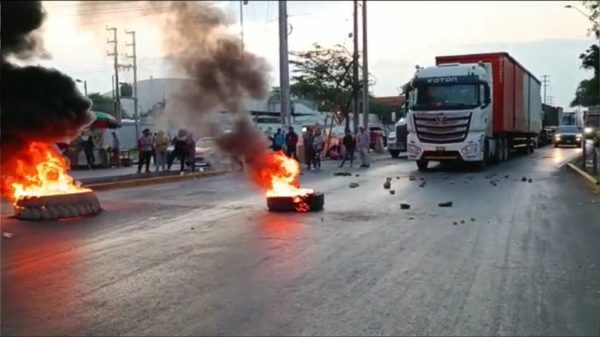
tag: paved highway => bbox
[2,146,599,336]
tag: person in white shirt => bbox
[356,126,370,168]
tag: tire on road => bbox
[14,191,101,220]
[416,159,429,171]
[390,150,400,158]
[267,191,324,212]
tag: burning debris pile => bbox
[1,1,99,219]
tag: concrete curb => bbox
[86,170,228,191]
[566,163,600,187]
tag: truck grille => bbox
[414,111,471,144]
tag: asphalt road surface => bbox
[2,146,599,336]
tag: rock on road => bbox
[1,146,599,336]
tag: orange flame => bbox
[2,142,90,203]
[252,152,313,212]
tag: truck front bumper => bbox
[407,133,485,162]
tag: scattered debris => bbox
[505,175,509,179]
[419,182,426,188]
[355,174,360,177]
[349,182,360,188]
[491,182,497,186]
[396,176,400,180]
[590,200,597,204]
[2,232,13,239]
[470,217,476,222]
[408,217,414,220]
[149,217,157,220]
[389,190,396,195]
[191,227,195,230]
[460,220,465,224]
[484,175,492,179]
[383,181,391,189]
[453,222,458,225]
[400,203,411,209]
[334,171,352,176]
[321,217,324,222]
[521,177,527,182]
[409,175,416,181]
[386,177,392,181]
[528,179,532,183]
[419,177,425,181]
[438,201,453,207]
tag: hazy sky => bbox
[38,0,596,109]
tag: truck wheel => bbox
[527,138,535,154]
[416,159,429,171]
[390,150,400,158]
[476,139,490,170]
[499,138,507,162]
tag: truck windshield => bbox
[558,126,579,133]
[412,84,479,110]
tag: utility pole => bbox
[541,75,550,105]
[240,1,246,53]
[125,30,140,141]
[352,0,359,133]
[106,26,121,122]
[278,0,291,126]
[361,0,369,131]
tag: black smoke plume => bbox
[159,1,273,178]
[1,1,93,194]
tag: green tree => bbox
[290,43,362,131]
[571,0,600,107]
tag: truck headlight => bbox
[460,143,478,155]
[407,144,422,155]
[576,133,583,139]
[584,127,593,134]
[555,134,561,140]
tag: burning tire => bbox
[267,191,324,212]
[14,191,101,220]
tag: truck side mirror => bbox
[482,85,491,107]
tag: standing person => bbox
[303,127,315,170]
[154,130,169,172]
[284,126,299,160]
[339,129,356,168]
[111,132,120,167]
[137,128,154,174]
[271,128,285,151]
[168,129,188,172]
[357,126,371,168]
[313,130,324,170]
[83,134,95,169]
[186,132,197,172]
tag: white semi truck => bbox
[405,52,542,170]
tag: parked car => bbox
[554,125,582,148]
[167,137,217,168]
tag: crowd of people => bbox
[266,126,371,171]
[135,128,198,174]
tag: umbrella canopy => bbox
[91,111,120,129]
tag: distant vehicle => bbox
[554,125,582,148]
[388,118,408,158]
[584,106,600,138]
[167,137,217,168]
[369,126,387,150]
[405,52,542,171]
